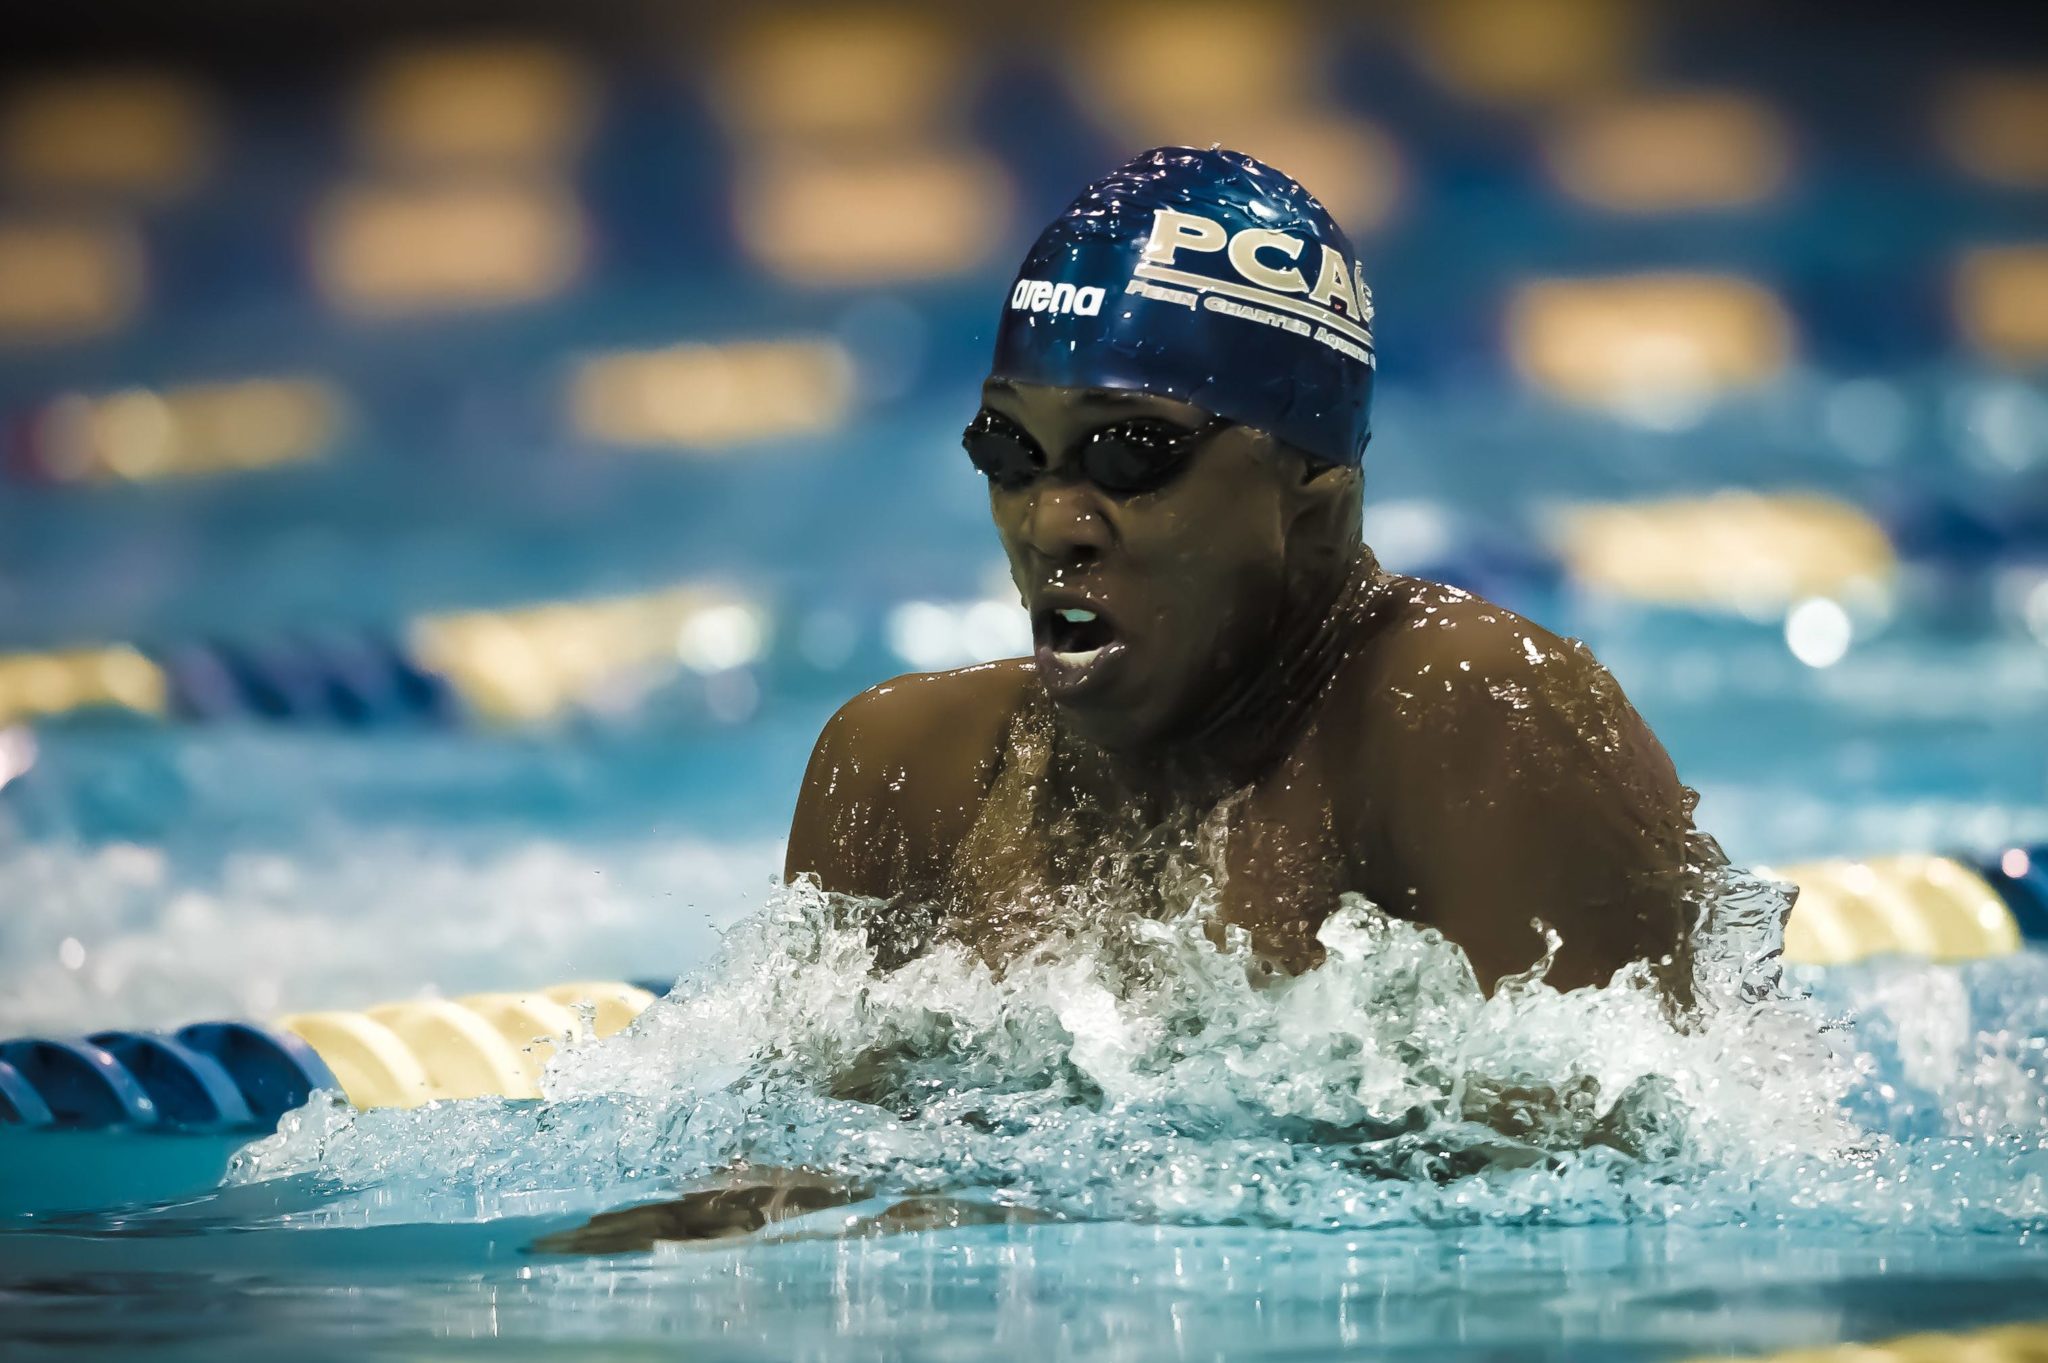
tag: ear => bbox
[1283,459,1363,547]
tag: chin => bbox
[1043,683,1181,754]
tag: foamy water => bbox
[223,867,2048,1236]
[5,762,2040,1240]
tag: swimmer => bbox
[786,146,1723,997]
[537,148,1729,1256]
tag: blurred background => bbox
[0,0,2042,1030]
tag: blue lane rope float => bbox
[157,634,459,728]
[0,1056,57,1127]
[174,1021,338,1125]
[1,585,759,729]
[0,850,2040,1133]
[0,1037,161,1128]
[0,981,663,1132]
[86,1031,256,1129]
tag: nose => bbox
[1018,480,1112,567]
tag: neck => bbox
[1070,546,1382,809]
[1184,545,1380,779]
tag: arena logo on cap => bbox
[1009,279,1107,316]
[1128,208,1375,367]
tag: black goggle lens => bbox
[962,414,1042,490]
[1083,419,1200,494]
[962,410,1215,496]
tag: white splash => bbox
[225,862,2048,1234]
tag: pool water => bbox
[4,579,2048,1363]
[4,10,2047,1351]
[2,694,2046,1360]
[3,292,2045,1363]
[2,952,2047,1361]
[5,1215,2046,1361]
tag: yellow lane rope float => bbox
[1770,853,2027,966]
[277,982,655,1109]
[1682,1320,2048,1362]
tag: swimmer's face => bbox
[975,379,1315,750]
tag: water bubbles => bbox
[216,852,2048,1238]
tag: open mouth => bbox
[1032,601,1127,697]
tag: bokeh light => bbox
[1507,273,1794,421]
[0,216,144,341]
[313,177,586,315]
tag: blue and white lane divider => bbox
[0,981,674,1132]
[0,1023,335,1131]
[3,850,2045,1135]
[158,634,461,728]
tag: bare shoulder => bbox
[1324,571,1689,863]
[785,659,1036,897]
[815,659,1035,776]
[1327,574,1705,992]
[808,658,1036,808]
[1332,575,1612,745]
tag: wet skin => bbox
[541,385,1725,1256]
[787,380,1723,996]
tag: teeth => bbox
[1053,649,1103,667]
[1056,608,1097,623]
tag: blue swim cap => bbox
[990,146,1375,468]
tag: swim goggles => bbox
[961,407,1230,496]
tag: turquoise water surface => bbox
[4,9,2048,1353]
[3,638,2046,1361]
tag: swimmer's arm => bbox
[1365,632,1708,996]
